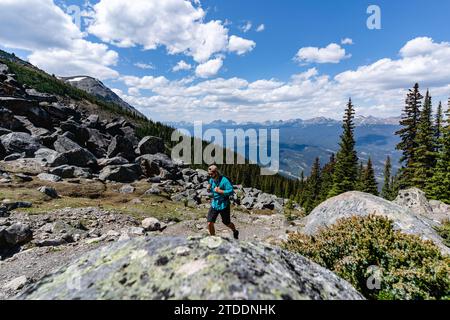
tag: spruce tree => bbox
[303,157,322,213]
[435,101,444,153]
[362,158,379,196]
[318,154,336,203]
[355,162,365,192]
[412,90,436,190]
[328,99,359,197]
[381,156,393,200]
[396,83,423,189]
[428,98,450,203]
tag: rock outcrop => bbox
[19,236,364,300]
[301,191,450,255]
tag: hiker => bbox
[206,165,239,239]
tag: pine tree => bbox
[396,83,423,189]
[435,101,444,153]
[428,98,450,203]
[328,99,359,197]
[362,158,379,196]
[412,90,436,190]
[381,156,394,200]
[355,162,365,192]
[303,157,322,213]
[318,154,336,203]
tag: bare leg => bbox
[208,222,216,236]
[226,223,237,231]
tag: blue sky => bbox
[1,0,450,122]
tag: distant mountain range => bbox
[166,116,403,182]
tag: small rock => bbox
[14,173,33,182]
[145,186,161,195]
[142,217,161,232]
[37,173,62,183]
[37,186,59,199]
[119,185,135,194]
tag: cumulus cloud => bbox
[195,58,224,78]
[0,0,118,80]
[173,60,192,72]
[116,38,450,123]
[88,0,253,65]
[256,24,265,32]
[228,36,256,55]
[295,43,351,64]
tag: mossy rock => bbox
[20,236,363,300]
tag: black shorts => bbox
[207,205,231,225]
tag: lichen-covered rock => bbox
[19,236,364,300]
[394,188,433,216]
[302,191,450,255]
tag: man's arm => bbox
[219,177,234,196]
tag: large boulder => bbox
[137,153,181,180]
[394,188,434,216]
[54,136,97,167]
[19,236,364,300]
[301,191,450,255]
[34,148,67,167]
[136,136,164,156]
[0,98,52,128]
[99,164,142,183]
[107,136,136,161]
[0,132,41,157]
[0,223,33,250]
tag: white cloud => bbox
[134,62,155,70]
[116,37,450,123]
[256,24,265,32]
[240,21,252,33]
[88,0,253,64]
[341,38,354,45]
[295,43,351,64]
[228,36,256,55]
[173,60,192,72]
[195,58,224,78]
[0,0,119,80]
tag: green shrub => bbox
[435,220,450,247]
[282,215,450,300]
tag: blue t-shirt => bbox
[209,176,234,210]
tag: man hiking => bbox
[207,165,239,239]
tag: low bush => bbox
[282,215,450,300]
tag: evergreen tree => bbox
[303,157,322,213]
[435,101,444,153]
[328,98,359,197]
[428,98,450,203]
[362,158,379,196]
[318,154,336,203]
[396,83,423,189]
[355,162,365,192]
[412,90,436,190]
[381,156,394,200]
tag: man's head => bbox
[208,165,219,179]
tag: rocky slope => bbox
[19,236,364,300]
[62,76,145,118]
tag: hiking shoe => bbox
[233,230,239,240]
